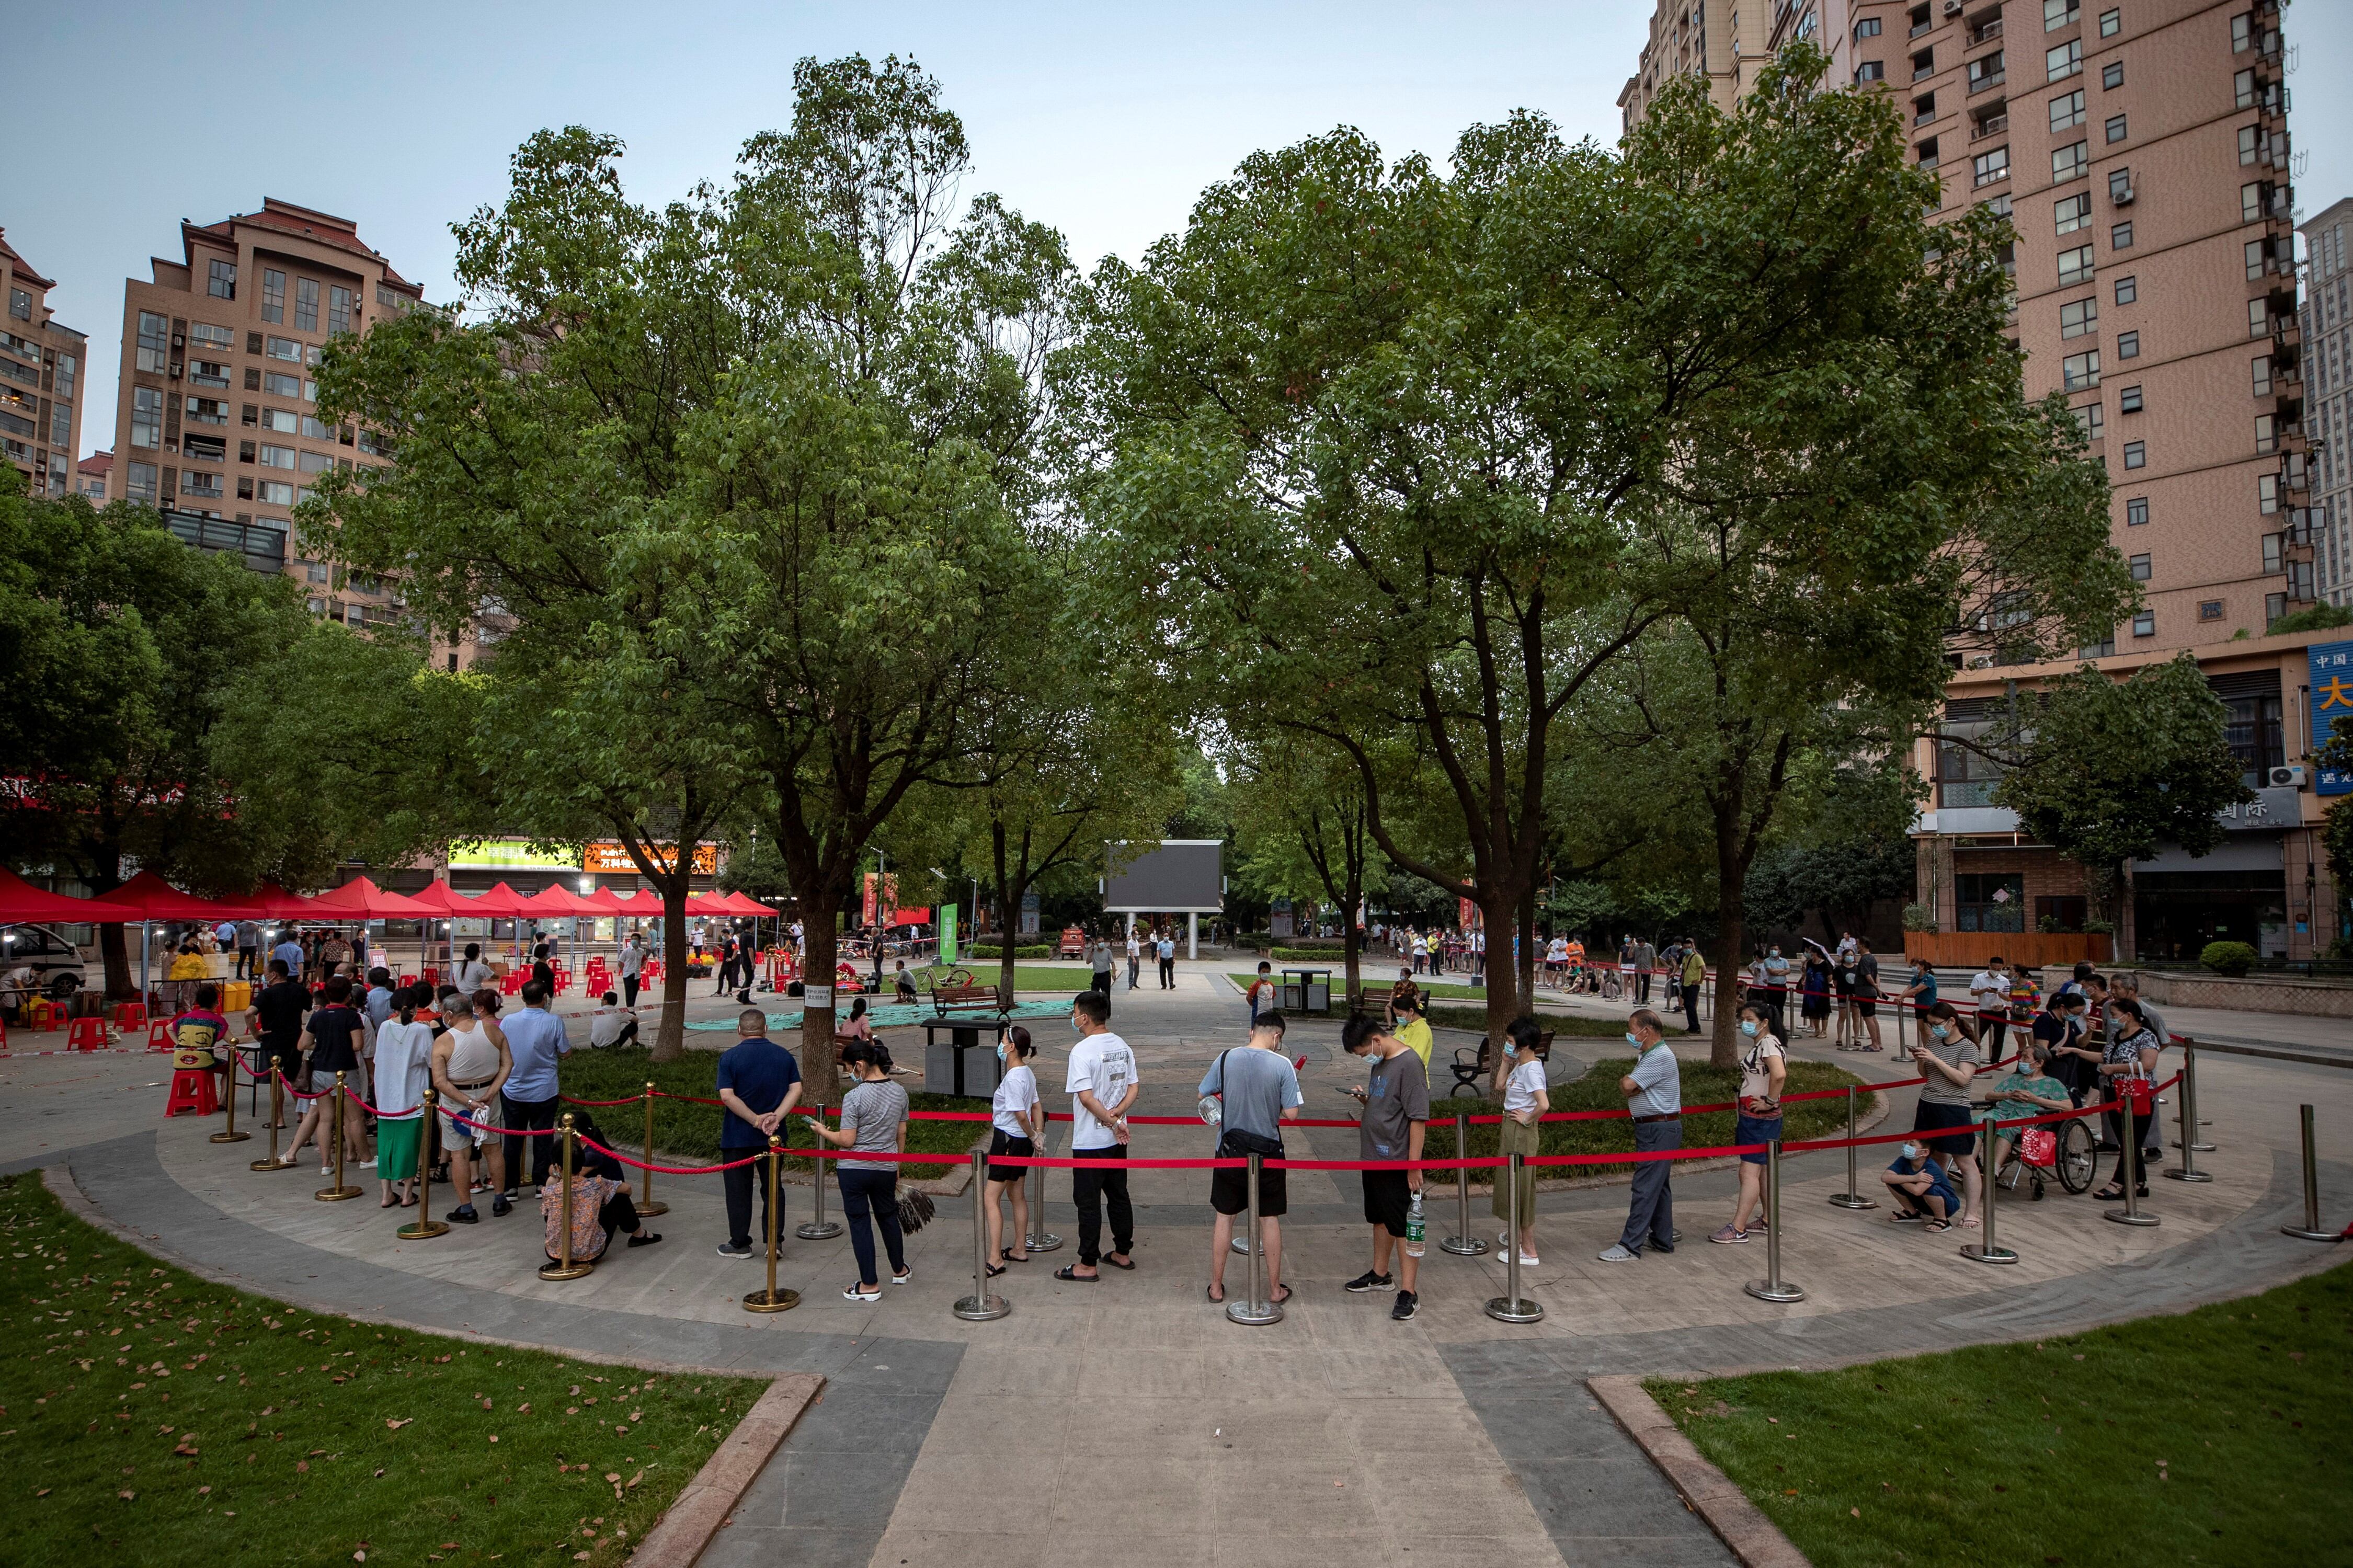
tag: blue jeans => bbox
[1619,1118,1680,1253]
[838,1166,906,1286]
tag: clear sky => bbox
[9,1,2348,465]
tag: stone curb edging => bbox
[625,1372,824,1568]
[1587,1373,1812,1568]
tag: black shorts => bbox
[1854,996,1877,1017]
[1912,1099,1975,1155]
[986,1128,1033,1184]
[1361,1168,1411,1237]
[1210,1150,1288,1217]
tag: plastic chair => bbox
[421,966,441,988]
[164,1069,219,1118]
[112,1000,149,1032]
[500,971,523,995]
[68,1016,108,1052]
[27,997,65,1032]
[146,1018,177,1052]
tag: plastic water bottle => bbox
[1406,1189,1426,1257]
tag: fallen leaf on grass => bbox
[385,1418,410,1430]
[1851,1507,1861,1517]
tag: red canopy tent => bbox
[84,871,257,921]
[459,882,535,919]
[402,881,476,915]
[517,884,603,918]
[577,886,627,914]
[0,868,109,925]
[610,889,668,914]
[247,883,339,920]
[307,876,440,918]
[713,891,769,917]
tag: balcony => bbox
[1970,17,2004,44]
[1968,66,2006,94]
[160,509,286,575]
[1971,112,2009,140]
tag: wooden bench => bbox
[928,969,1006,1017]
[1449,1029,1555,1097]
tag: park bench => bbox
[928,969,1007,1016]
[1449,1028,1554,1097]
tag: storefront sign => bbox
[581,841,719,876]
[447,839,576,871]
[2313,639,2353,796]
[2218,785,2305,830]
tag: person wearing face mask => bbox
[1057,990,1139,1281]
[1597,1010,1682,1263]
[1967,958,2012,1057]
[1913,1001,1985,1228]
[1711,1003,1786,1244]
[1881,1138,1959,1228]
[984,1027,1042,1271]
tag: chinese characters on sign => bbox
[2313,640,2353,797]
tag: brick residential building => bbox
[105,198,421,630]
[2300,196,2351,607]
[1620,0,1778,133]
[0,228,88,500]
[75,450,111,503]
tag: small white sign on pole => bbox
[803,984,833,1010]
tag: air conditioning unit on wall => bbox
[2269,764,2307,788]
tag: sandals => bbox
[626,1232,663,1249]
[987,1263,1008,1278]
[998,1250,1030,1264]
[1269,1284,1293,1304]
[1102,1253,1136,1271]
[1922,1218,1952,1233]
[1205,1283,1225,1303]
[1054,1266,1100,1283]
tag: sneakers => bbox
[715,1241,755,1259]
[1595,1243,1639,1263]
[449,1204,479,1224]
[1344,1269,1396,1293]
[1709,1224,1749,1245]
[1517,1250,1540,1267]
[1390,1289,1419,1321]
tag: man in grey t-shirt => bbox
[1341,1015,1430,1320]
[1201,1012,1303,1305]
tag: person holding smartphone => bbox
[1339,1015,1429,1320]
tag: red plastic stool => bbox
[500,971,522,995]
[27,998,65,1032]
[146,1018,176,1051]
[165,1069,219,1118]
[67,1016,109,1052]
[112,1000,149,1032]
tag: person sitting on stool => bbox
[539,1109,661,1261]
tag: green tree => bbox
[2317,717,2352,952]
[1991,654,2254,955]
[1230,736,1385,1004]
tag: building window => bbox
[2239,124,2261,166]
[2199,599,2224,621]
[2047,39,2083,81]
[2052,140,2089,182]
[2242,182,2268,224]
[2049,88,2086,131]
[261,268,285,324]
[130,386,163,449]
[327,285,352,336]
[2055,192,2093,233]
[6,288,28,321]
[2099,7,2119,37]
[2131,610,2155,637]
[180,470,223,499]
[2129,552,2152,581]
[188,322,232,351]
[263,371,301,398]
[184,396,227,425]
[2236,67,2257,109]
[134,311,169,374]
[2058,245,2095,286]
[2119,384,2143,413]
[266,336,301,362]
[2060,297,2098,338]
[2118,329,2139,358]
[257,479,295,506]
[258,443,297,470]
[2251,355,2272,396]
[2122,440,2145,469]
[2044,0,2080,28]
[125,461,157,505]
[300,414,334,440]
[2062,349,2100,390]
[2108,168,2133,203]
[1915,136,1939,168]
[2114,274,2136,305]
[2262,533,2285,574]
[294,278,319,334]
[1981,192,2014,219]
[1855,16,1882,38]
[2077,401,2105,439]
[2111,220,2133,249]
[2247,299,2269,338]
[208,259,236,300]
[2255,414,2278,454]
[2105,112,2128,143]
[2266,591,2288,626]
[2103,59,2123,88]
[2258,473,2280,513]
[2126,496,2149,526]
[1955,872,2026,933]
[1968,51,2005,92]
[1855,60,1886,83]
[261,407,299,433]
[1974,146,2010,186]
[2233,11,2256,51]
[54,353,74,398]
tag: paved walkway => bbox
[12,961,2351,1567]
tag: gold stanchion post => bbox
[636,1082,669,1217]
[315,1072,361,1201]
[210,1047,249,1144]
[398,1089,451,1240]
[744,1135,799,1312]
[538,1113,596,1280]
[249,1057,285,1172]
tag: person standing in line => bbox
[1125,928,1142,990]
[619,931,646,1009]
[1390,992,1434,1076]
[806,1039,911,1298]
[734,922,757,1005]
[1913,1001,1985,1228]
[372,984,436,1208]
[1089,935,1115,1002]
[1633,936,1657,1004]
[2036,990,2099,1106]
[1597,1010,1681,1263]
[498,980,572,1198]
[1157,929,1176,989]
[364,966,397,1031]
[2005,963,2041,1057]
[1973,1039,2073,1176]
[1411,930,1429,976]
[2093,996,2162,1202]
[1055,990,1139,1281]
[1680,942,1707,1035]
[233,919,261,981]
[284,976,368,1175]
[713,1008,804,1259]
[429,992,510,1220]
[1711,1002,1786,1244]
[1494,1015,1548,1267]
[710,933,736,998]
[984,1027,1042,1271]
[1968,958,2012,1058]
[452,941,495,998]
[1246,959,1275,1030]
[1801,949,1833,1040]
[1899,958,1939,1060]
[2105,976,2170,1167]
[1201,1009,1302,1304]
[1853,939,1885,1052]
[1386,965,1422,1024]
[1339,1014,1429,1318]
[250,958,311,1124]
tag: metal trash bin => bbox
[1280,967,1333,1015]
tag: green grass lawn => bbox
[918,963,1099,993]
[1417,1058,1860,1182]
[558,1046,987,1178]
[0,1173,764,1568]
[1651,1261,2353,1567]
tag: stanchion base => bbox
[1225,1299,1284,1326]
[209,1130,252,1144]
[1024,1231,1063,1253]
[538,1260,596,1280]
[2280,1227,2340,1243]
[2178,1141,2215,1153]
[1959,1243,2019,1265]
[795,1221,843,1240]
[1229,1236,1254,1255]
[249,1158,285,1172]
[1744,1278,1807,1303]
[1484,1296,1545,1323]
[397,1219,451,1240]
[636,1199,670,1218]
[1440,1235,1490,1256]
[2163,1169,2213,1183]
[2104,1210,2160,1228]
[1826,1194,1878,1210]
[313,1184,363,1202]
[953,1293,1011,1322]
[743,1287,801,1313]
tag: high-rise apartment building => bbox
[1620,0,1778,133]
[0,228,88,500]
[1740,0,2308,648]
[107,198,421,628]
[2300,197,2351,607]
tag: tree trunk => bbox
[650,884,690,1062]
[798,885,843,1105]
[98,921,135,1002]
[1341,873,1363,1013]
[1710,863,1746,1072]
[1479,887,1524,1094]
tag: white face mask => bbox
[1739,1020,1760,1038]
[1901,1142,1923,1161]
[1931,1024,1950,1040]
[1624,1031,1642,1048]
[996,1041,1009,1062]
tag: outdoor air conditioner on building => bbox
[1943,0,1962,14]
[2112,185,2135,205]
[2269,764,2307,788]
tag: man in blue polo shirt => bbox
[499,980,571,1197]
[715,1010,804,1258]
